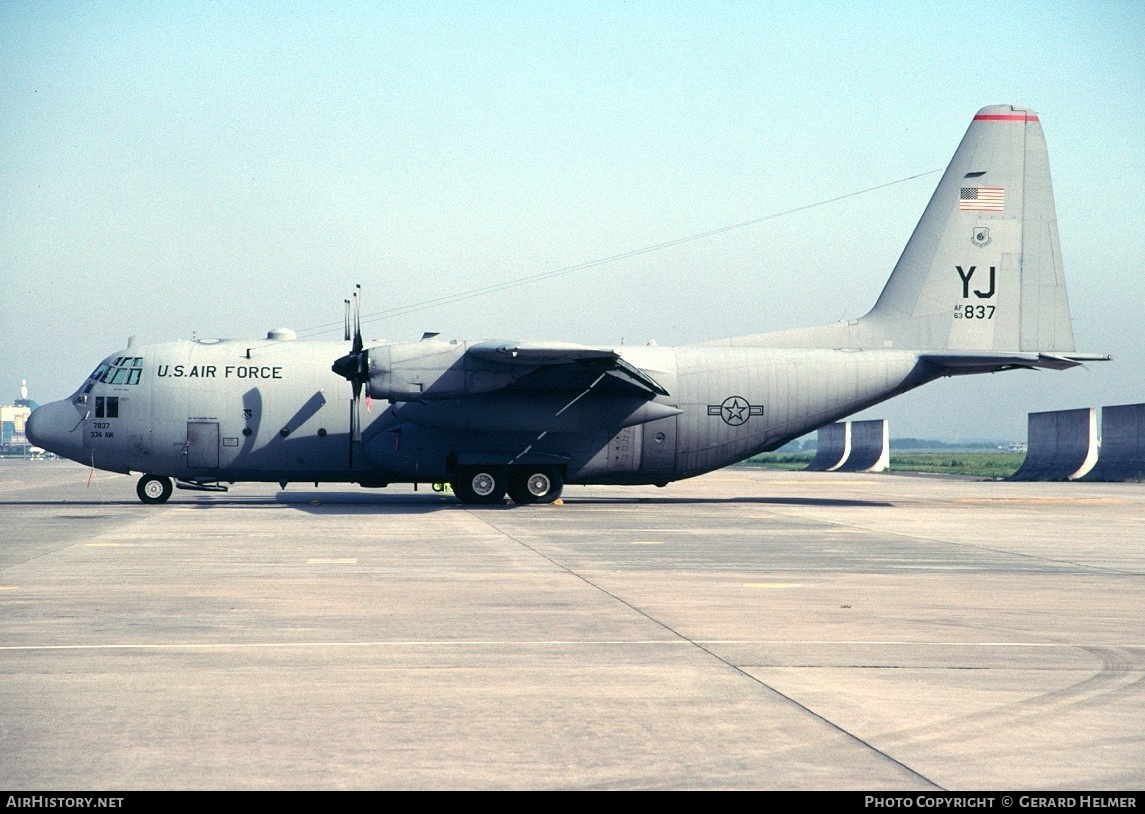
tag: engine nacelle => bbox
[365,340,517,401]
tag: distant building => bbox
[1,403,32,451]
[2,383,42,455]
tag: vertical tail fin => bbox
[866,104,1075,352]
[716,105,1106,364]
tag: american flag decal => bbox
[960,187,1004,212]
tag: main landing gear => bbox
[450,466,564,506]
[136,474,173,504]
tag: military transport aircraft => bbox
[27,105,1108,505]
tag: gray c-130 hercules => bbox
[27,105,1109,505]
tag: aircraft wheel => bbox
[136,474,173,505]
[451,468,506,505]
[508,468,563,505]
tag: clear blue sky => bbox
[2,1,1142,440]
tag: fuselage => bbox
[27,333,937,488]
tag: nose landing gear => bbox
[136,474,173,504]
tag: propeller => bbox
[331,285,368,466]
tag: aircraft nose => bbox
[26,399,86,462]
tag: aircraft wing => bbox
[467,341,671,396]
[920,351,1112,374]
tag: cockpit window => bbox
[95,357,144,386]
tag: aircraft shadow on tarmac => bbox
[1,493,893,515]
[277,492,896,513]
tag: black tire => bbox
[508,468,564,505]
[451,468,506,505]
[136,474,173,504]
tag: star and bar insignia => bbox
[707,396,764,426]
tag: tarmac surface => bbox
[1,459,1142,790]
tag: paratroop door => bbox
[186,421,219,468]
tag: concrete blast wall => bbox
[1083,403,1145,482]
[837,419,890,472]
[1010,408,1097,481]
[805,422,850,471]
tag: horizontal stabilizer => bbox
[920,350,1111,374]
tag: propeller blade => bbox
[352,381,363,443]
[332,284,368,384]
[352,284,363,354]
[334,285,368,467]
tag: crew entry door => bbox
[186,421,219,468]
